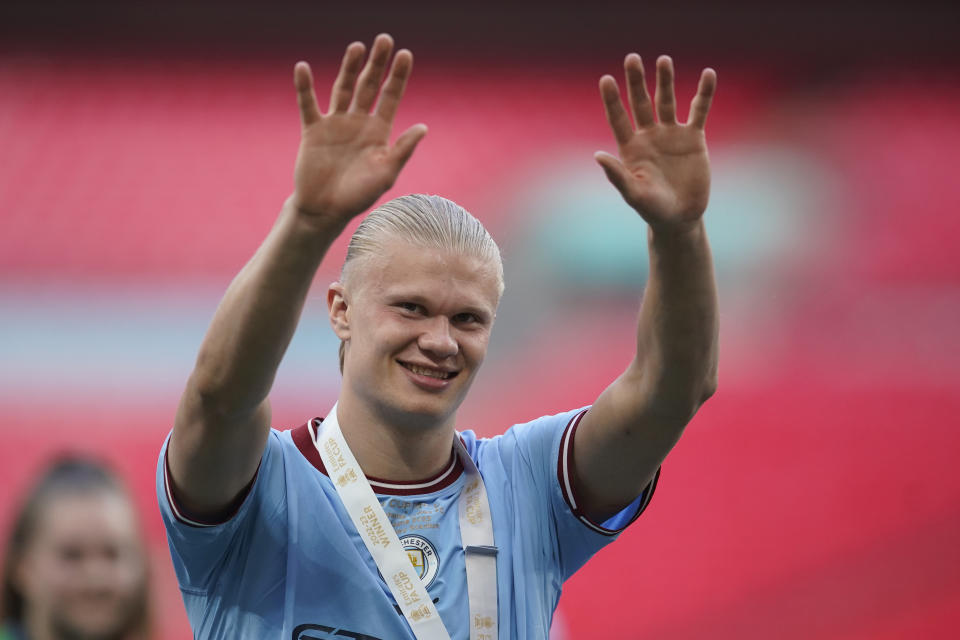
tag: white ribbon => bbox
[314,404,498,640]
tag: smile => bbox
[398,361,458,380]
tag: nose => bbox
[418,316,458,358]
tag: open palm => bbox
[595,54,716,233]
[291,34,427,227]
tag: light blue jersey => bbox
[157,407,659,639]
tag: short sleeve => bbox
[156,430,287,593]
[498,407,659,581]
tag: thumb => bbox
[390,124,428,172]
[594,151,634,197]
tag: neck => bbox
[334,395,456,481]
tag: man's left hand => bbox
[595,54,716,235]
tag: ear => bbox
[327,282,351,341]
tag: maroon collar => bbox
[291,418,465,496]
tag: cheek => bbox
[19,550,79,605]
[374,319,416,352]
[460,333,490,364]
[112,554,146,592]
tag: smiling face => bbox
[13,490,147,640]
[329,238,501,431]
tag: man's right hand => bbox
[167,34,424,522]
[291,34,427,230]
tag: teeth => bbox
[405,364,452,379]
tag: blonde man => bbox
[158,33,717,639]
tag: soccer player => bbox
[158,33,718,639]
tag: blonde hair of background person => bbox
[1,458,150,640]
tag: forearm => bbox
[568,54,718,519]
[632,219,719,419]
[188,197,344,419]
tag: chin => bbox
[55,600,141,640]
[381,395,462,430]
[53,618,128,640]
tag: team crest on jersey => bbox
[400,534,439,588]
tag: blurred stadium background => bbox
[2,0,959,637]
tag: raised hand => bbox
[291,34,427,228]
[595,54,716,234]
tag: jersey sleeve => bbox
[156,429,288,594]
[497,407,659,581]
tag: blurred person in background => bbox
[1,458,150,640]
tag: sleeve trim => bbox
[163,445,260,529]
[557,408,661,537]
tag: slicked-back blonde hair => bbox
[338,194,504,372]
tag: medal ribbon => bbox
[314,404,498,640]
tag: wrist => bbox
[648,219,706,245]
[283,195,351,238]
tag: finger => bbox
[599,75,634,146]
[329,41,366,114]
[374,48,413,125]
[654,55,677,125]
[624,54,655,129]
[293,62,321,127]
[687,67,717,129]
[594,151,639,205]
[389,123,428,173]
[352,33,394,113]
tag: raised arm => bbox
[168,34,427,520]
[572,54,719,521]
